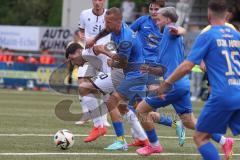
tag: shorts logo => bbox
[119,41,132,50]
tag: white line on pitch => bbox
[0,153,240,156]
[0,134,239,141]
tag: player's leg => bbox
[175,90,233,151]
[135,100,163,156]
[75,64,93,125]
[104,92,128,150]
[122,104,149,147]
[105,75,148,150]
[148,88,188,146]
[78,80,107,142]
[195,105,236,160]
[92,72,116,127]
[194,131,221,160]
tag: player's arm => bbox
[165,60,194,84]
[157,60,195,95]
[93,45,128,68]
[92,45,115,58]
[86,29,111,48]
[158,33,210,96]
[140,64,166,76]
[169,26,186,36]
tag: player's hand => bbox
[140,64,149,73]
[86,37,96,48]
[93,45,105,54]
[111,54,121,61]
[156,81,172,99]
[169,25,179,35]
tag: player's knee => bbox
[180,113,196,130]
[193,133,200,144]
[193,132,211,147]
[135,101,151,119]
[182,120,195,130]
[118,104,128,115]
[149,112,160,123]
[106,94,118,110]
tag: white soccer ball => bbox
[54,129,74,150]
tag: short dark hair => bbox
[208,0,227,13]
[65,42,83,59]
[106,7,122,19]
[148,0,165,8]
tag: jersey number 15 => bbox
[222,50,240,76]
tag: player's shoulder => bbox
[225,23,236,30]
[137,15,149,21]
[123,23,136,38]
[201,23,236,34]
[132,15,149,24]
[201,25,211,34]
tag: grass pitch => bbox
[0,89,239,160]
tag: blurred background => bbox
[0,0,240,100]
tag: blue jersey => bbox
[130,15,162,62]
[187,25,240,110]
[157,25,190,89]
[111,22,144,78]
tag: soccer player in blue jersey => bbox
[130,0,187,146]
[92,7,149,150]
[135,7,234,158]
[153,1,240,159]
[130,0,164,63]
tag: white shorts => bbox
[93,72,114,94]
[93,69,124,94]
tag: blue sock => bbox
[198,142,220,160]
[112,122,124,137]
[158,115,172,127]
[211,134,222,143]
[146,128,158,143]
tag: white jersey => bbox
[82,48,103,72]
[77,8,124,94]
[78,8,110,73]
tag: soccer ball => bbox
[54,129,74,150]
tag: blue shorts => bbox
[146,73,161,85]
[116,75,147,105]
[196,107,240,136]
[145,88,192,115]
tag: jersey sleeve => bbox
[78,11,85,29]
[186,33,211,65]
[130,16,144,32]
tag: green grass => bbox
[0,89,239,160]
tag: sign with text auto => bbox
[0,25,74,52]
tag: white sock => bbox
[101,103,109,125]
[79,95,89,113]
[82,94,103,127]
[124,109,147,141]
[220,136,226,145]
[150,140,160,147]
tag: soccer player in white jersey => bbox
[76,0,110,142]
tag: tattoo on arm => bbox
[95,29,111,41]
